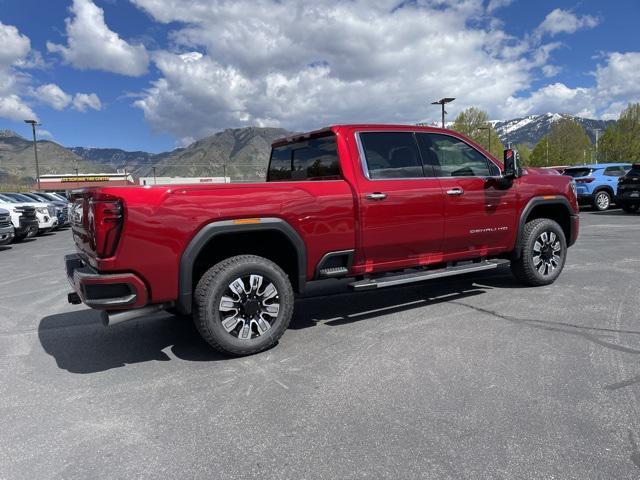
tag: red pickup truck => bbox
[66,124,579,355]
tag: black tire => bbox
[193,255,294,356]
[592,190,611,211]
[511,218,567,286]
[12,233,28,242]
[620,201,640,214]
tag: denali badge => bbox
[470,226,509,234]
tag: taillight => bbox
[88,198,123,258]
[575,178,595,183]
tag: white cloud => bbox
[131,0,551,139]
[0,22,37,122]
[72,92,102,111]
[0,22,30,66]
[503,51,640,119]
[537,9,599,37]
[0,94,37,122]
[47,0,149,77]
[36,83,72,110]
[486,0,512,13]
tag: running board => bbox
[348,260,507,291]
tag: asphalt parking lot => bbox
[1,210,639,479]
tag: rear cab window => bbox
[564,168,592,178]
[267,134,340,181]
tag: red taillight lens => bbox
[88,198,123,258]
[575,178,595,183]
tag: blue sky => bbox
[0,0,638,153]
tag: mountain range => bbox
[0,114,616,184]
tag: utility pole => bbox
[431,98,455,128]
[152,166,157,185]
[24,120,41,190]
[546,137,549,166]
[594,129,601,164]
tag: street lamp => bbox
[24,119,41,191]
[431,98,455,128]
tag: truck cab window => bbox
[418,133,493,177]
[359,132,426,179]
[267,135,340,181]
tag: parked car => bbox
[0,208,14,246]
[0,193,57,234]
[562,163,632,211]
[22,192,69,227]
[65,124,580,356]
[616,163,640,213]
[0,196,39,241]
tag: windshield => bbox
[563,167,593,178]
[36,193,57,201]
[0,194,18,203]
[8,193,39,203]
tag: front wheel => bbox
[511,218,567,286]
[593,190,611,211]
[193,255,294,356]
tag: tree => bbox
[452,107,505,158]
[516,144,532,166]
[599,103,640,162]
[530,118,592,167]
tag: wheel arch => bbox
[177,218,306,314]
[514,197,576,259]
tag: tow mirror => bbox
[503,148,521,179]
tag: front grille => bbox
[47,206,56,217]
[0,215,10,228]
[16,206,36,219]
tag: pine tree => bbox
[452,107,504,158]
[599,103,640,162]
[530,118,592,167]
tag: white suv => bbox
[0,193,57,234]
[0,198,39,241]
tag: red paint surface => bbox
[70,124,579,307]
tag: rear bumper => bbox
[65,253,149,310]
[577,193,593,204]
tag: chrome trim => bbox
[355,129,503,182]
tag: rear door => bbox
[416,132,518,257]
[354,131,445,272]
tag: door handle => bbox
[446,187,464,196]
[365,192,387,200]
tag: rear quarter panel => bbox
[84,182,355,303]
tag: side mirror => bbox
[503,148,521,179]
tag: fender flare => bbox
[514,196,577,258]
[176,217,307,314]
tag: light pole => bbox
[431,98,455,128]
[594,128,601,164]
[24,119,41,190]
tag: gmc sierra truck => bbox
[65,124,579,355]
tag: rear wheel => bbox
[593,190,611,211]
[511,218,567,286]
[193,255,294,356]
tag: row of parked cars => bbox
[0,191,71,246]
[559,162,640,212]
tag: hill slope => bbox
[493,113,614,147]
[0,130,114,183]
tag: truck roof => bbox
[271,124,456,147]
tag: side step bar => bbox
[348,260,508,291]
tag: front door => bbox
[355,131,445,272]
[416,132,518,257]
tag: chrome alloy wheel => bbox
[218,275,280,340]
[532,231,562,276]
[595,191,610,210]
